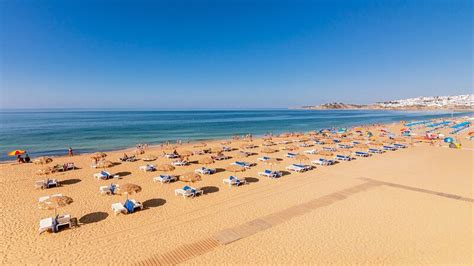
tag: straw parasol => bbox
[36,166,55,175]
[198,157,214,165]
[263,141,274,146]
[179,150,193,157]
[33,156,53,165]
[284,145,299,151]
[39,195,73,216]
[156,164,175,172]
[226,165,245,178]
[117,183,142,199]
[96,160,114,168]
[179,172,202,183]
[318,150,334,159]
[210,147,223,154]
[369,141,384,146]
[295,154,309,164]
[264,158,280,170]
[299,137,310,142]
[240,144,254,150]
[91,152,107,159]
[193,142,207,148]
[261,147,277,154]
[142,155,158,161]
[354,143,369,149]
[237,151,250,158]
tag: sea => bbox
[0,109,471,161]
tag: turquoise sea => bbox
[0,109,470,161]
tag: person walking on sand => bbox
[68,147,74,156]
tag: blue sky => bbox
[0,0,472,109]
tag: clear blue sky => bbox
[0,0,472,109]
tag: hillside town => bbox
[300,94,473,110]
[376,94,473,109]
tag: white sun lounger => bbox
[174,186,203,198]
[286,164,312,172]
[304,149,317,154]
[38,193,62,203]
[39,214,71,234]
[172,160,189,166]
[112,203,127,215]
[195,167,216,175]
[223,176,247,187]
[112,200,143,215]
[311,158,334,166]
[139,164,156,172]
[258,170,282,178]
[153,175,177,184]
[35,179,58,189]
[94,171,111,180]
[39,217,53,234]
[100,184,119,195]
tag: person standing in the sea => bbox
[68,147,74,156]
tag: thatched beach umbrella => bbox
[91,152,107,159]
[179,150,193,157]
[298,137,310,142]
[369,141,384,146]
[142,154,158,161]
[156,164,175,172]
[239,144,253,150]
[263,141,274,146]
[97,160,114,168]
[210,147,223,154]
[117,183,142,199]
[237,151,250,158]
[36,166,55,176]
[284,145,299,151]
[264,158,280,170]
[354,143,369,149]
[226,165,245,178]
[261,147,277,154]
[295,154,309,164]
[198,157,214,165]
[179,172,202,183]
[318,150,334,159]
[193,142,207,148]
[39,195,73,216]
[33,157,53,165]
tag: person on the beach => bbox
[68,147,73,156]
[17,155,25,164]
[24,153,31,163]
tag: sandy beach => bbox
[0,120,472,264]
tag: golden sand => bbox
[0,122,472,264]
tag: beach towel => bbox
[183,185,191,191]
[124,200,134,213]
[110,184,116,195]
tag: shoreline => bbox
[2,114,470,164]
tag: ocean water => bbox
[0,109,470,161]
